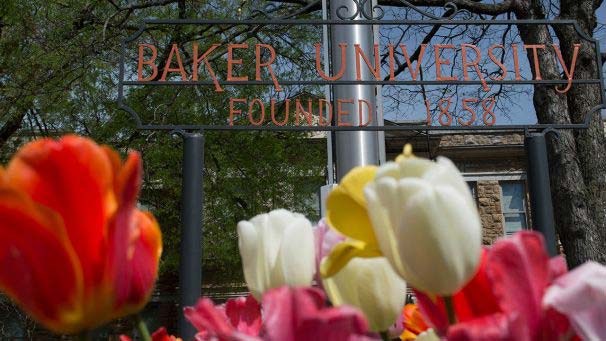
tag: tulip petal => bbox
[225,295,262,336]
[394,157,434,179]
[314,219,345,287]
[112,211,162,312]
[0,187,84,333]
[424,158,473,204]
[446,313,518,341]
[320,240,381,278]
[336,166,377,208]
[543,262,606,340]
[487,231,550,338]
[263,287,369,341]
[107,152,161,311]
[184,298,234,338]
[326,166,378,246]
[451,249,500,322]
[6,135,116,288]
[279,216,316,288]
[323,257,407,332]
[396,186,482,295]
[237,220,263,299]
[365,177,428,278]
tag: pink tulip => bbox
[184,295,262,341]
[543,261,606,340]
[313,219,345,286]
[262,286,371,341]
[185,287,373,341]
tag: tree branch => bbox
[378,0,514,16]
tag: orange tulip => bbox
[401,304,429,340]
[0,135,162,334]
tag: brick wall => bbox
[476,180,505,245]
[439,133,525,147]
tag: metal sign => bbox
[118,1,606,132]
[116,2,605,338]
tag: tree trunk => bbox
[0,112,24,151]
[514,0,606,267]
[554,0,606,265]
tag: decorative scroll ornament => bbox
[336,0,385,20]
[335,0,466,21]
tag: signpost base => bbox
[177,131,204,340]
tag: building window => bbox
[500,181,528,236]
[467,181,477,206]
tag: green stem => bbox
[136,315,152,341]
[443,295,457,325]
[379,331,390,341]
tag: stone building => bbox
[384,122,529,245]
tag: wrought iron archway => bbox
[117,1,606,338]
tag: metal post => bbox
[330,0,380,180]
[525,132,558,256]
[178,132,204,339]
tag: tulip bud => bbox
[0,135,162,334]
[364,155,482,295]
[322,257,407,332]
[237,209,316,299]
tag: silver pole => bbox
[330,0,381,180]
[322,0,334,184]
[372,0,386,164]
[319,0,335,218]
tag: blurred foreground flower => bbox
[322,166,381,277]
[543,261,606,340]
[184,295,262,340]
[0,135,162,334]
[237,209,315,299]
[316,220,406,332]
[364,146,482,296]
[323,257,407,332]
[185,287,372,341]
[120,327,182,341]
[322,145,481,296]
[415,231,606,340]
[400,304,429,340]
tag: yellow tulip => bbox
[322,257,407,332]
[321,166,382,278]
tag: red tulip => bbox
[0,135,162,334]
[415,231,575,340]
[120,327,182,341]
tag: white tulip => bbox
[364,156,482,295]
[237,209,316,299]
[322,257,407,332]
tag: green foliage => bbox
[0,0,327,282]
